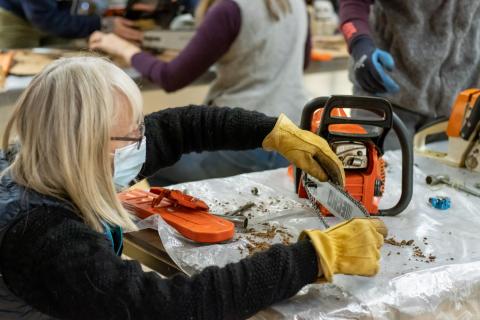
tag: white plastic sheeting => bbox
[136,149,480,319]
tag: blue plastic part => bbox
[428,197,451,210]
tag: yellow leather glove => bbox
[299,218,386,282]
[263,114,345,186]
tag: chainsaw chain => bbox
[302,174,369,228]
[302,175,330,229]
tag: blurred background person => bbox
[339,0,480,148]
[90,0,311,185]
[0,0,142,48]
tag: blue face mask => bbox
[113,137,146,189]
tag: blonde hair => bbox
[195,0,292,24]
[2,56,142,232]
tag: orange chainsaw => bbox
[294,96,413,224]
[414,88,480,172]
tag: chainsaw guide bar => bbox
[303,174,369,227]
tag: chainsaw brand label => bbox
[327,190,353,220]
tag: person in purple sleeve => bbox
[0,0,142,48]
[89,0,311,185]
[339,0,480,149]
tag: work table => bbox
[124,146,480,319]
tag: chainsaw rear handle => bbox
[296,95,413,216]
[381,111,413,216]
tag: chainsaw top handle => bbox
[321,96,393,152]
[297,95,413,216]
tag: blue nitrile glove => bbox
[351,36,400,94]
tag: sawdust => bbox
[412,246,425,258]
[385,236,437,263]
[245,240,271,254]
[385,237,415,247]
[238,223,294,255]
[210,188,307,220]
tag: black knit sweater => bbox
[0,106,318,320]
[141,105,281,177]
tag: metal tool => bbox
[415,89,480,172]
[295,95,413,222]
[124,0,195,51]
[225,202,255,216]
[212,214,248,229]
[142,29,194,51]
[426,175,480,197]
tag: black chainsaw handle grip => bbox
[379,111,413,216]
[319,95,393,151]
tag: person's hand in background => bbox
[89,31,141,65]
[351,36,400,95]
[101,17,143,42]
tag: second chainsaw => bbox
[414,88,480,172]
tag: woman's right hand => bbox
[299,218,386,282]
[89,31,142,65]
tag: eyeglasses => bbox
[110,122,145,150]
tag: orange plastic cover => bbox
[118,189,234,243]
[446,89,480,137]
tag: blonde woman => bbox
[89,0,311,185]
[0,57,384,319]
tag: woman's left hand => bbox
[89,31,142,65]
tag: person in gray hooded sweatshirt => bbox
[339,0,480,148]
